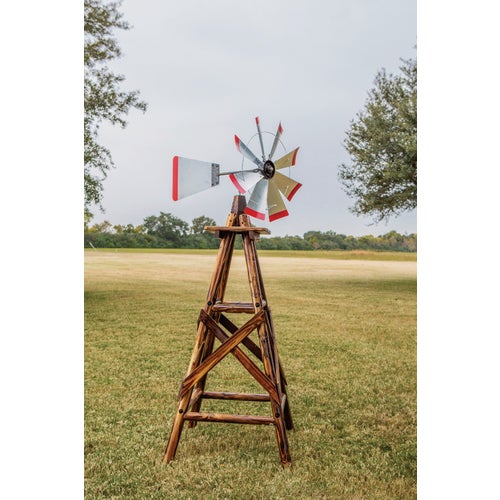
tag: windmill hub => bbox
[262,160,276,179]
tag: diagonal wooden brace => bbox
[219,314,263,361]
[178,310,265,400]
[199,310,280,405]
[219,313,289,389]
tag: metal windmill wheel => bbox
[172,117,302,221]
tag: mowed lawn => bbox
[85,249,416,499]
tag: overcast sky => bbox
[91,0,417,236]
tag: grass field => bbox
[85,249,416,499]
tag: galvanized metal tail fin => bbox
[172,156,219,201]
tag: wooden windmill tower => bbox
[163,118,301,467]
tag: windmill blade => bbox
[244,178,268,220]
[267,179,289,222]
[234,135,263,167]
[273,170,302,201]
[268,122,283,160]
[229,170,263,194]
[274,147,300,170]
[255,116,266,161]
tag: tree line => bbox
[84,212,416,252]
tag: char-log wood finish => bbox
[163,195,293,468]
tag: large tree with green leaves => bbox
[338,57,416,222]
[84,0,147,215]
[191,215,217,234]
[142,213,189,246]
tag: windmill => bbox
[172,117,302,221]
[164,118,297,468]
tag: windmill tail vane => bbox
[171,117,302,222]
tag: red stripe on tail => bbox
[172,156,179,201]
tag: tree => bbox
[84,0,147,214]
[89,220,113,233]
[338,57,417,222]
[142,213,189,246]
[191,215,216,234]
[84,210,94,231]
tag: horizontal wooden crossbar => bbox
[201,391,270,402]
[204,226,270,235]
[212,301,266,313]
[183,412,275,425]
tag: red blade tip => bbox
[244,207,266,220]
[229,173,246,194]
[269,209,289,222]
[287,182,302,201]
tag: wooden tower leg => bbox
[267,309,294,431]
[187,228,237,427]
[163,218,237,462]
[240,214,292,467]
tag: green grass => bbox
[87,247,416,261]
[85,250,416,499]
